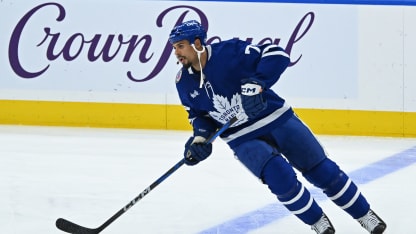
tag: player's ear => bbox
[194,38,203,49]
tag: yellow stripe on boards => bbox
[404,112,416,137]
[0,100,415,137]
[294,108,412,137]
[0,100,188,130]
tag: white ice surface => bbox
[0,125,415,234]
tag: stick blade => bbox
[56,218,99,234]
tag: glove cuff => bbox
[241,77,265,96]
[192,136,207,144]
[193,127,213,140]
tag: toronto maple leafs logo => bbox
[209,93,248,126]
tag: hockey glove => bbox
[183,136,212,166]
[241,78,267,119]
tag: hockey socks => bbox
[262,156,323,225]
[303,158,370,219]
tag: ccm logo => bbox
[241,83,262,96]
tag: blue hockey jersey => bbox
[175,39,293,148]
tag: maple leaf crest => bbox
[209,93,248,125]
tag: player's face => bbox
[172,40,196,69]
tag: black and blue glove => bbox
[241,78,267,119]
[183,136,212,166]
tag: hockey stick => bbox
[56,117,237,234]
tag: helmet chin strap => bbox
[191,44,206,88]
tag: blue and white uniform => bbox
[174,29,371,227]
[176,39,292,148]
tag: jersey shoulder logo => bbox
[175,69,182,83]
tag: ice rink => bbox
[0,124,415,234]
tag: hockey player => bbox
[169,20,386,234]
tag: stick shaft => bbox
[97,117,237,231]
[56,117,237,234]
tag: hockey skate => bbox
[357,209,386,234]
[311,213,335,234]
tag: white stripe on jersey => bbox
[222,102,291,143]
[263,50,290,58]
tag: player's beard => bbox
[181,58,192,69]
[177,56,190,69]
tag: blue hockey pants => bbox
[232,114,370,224]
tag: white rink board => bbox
[1,1,416,111]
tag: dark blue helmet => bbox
[169,20,207,45]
